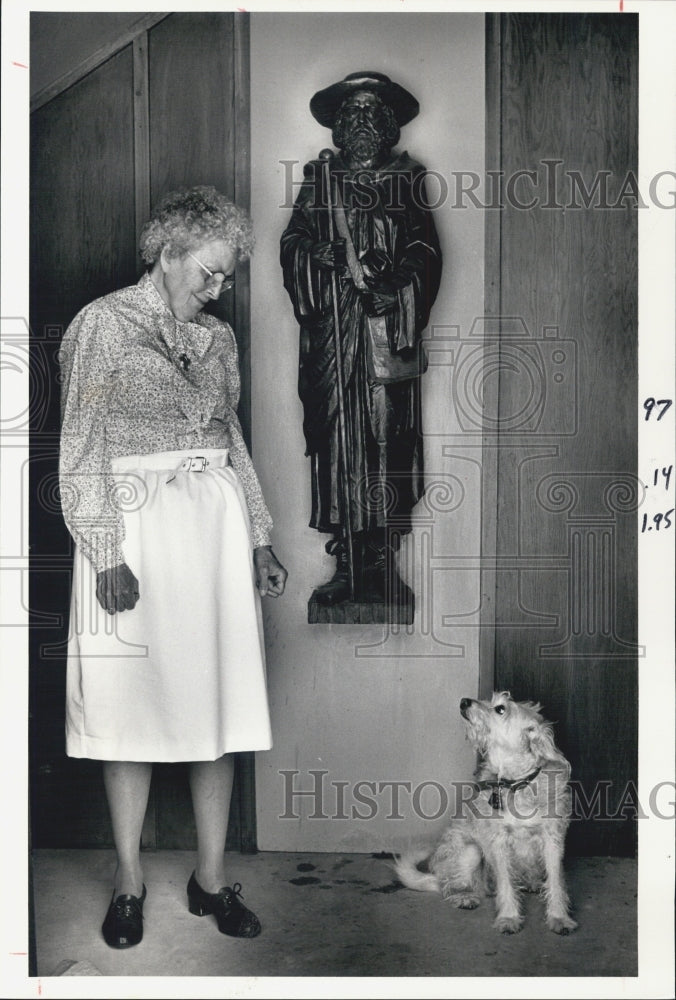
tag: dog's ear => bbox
[524,721,569,770]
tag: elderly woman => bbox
[59,186,287,948]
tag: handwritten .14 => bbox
[650,466,673,492]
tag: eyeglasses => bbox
[186,251,235,294]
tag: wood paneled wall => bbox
[486,13,638,855]
[29,13,254,850]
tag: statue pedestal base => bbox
[307,592,414,625]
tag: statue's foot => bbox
[357,570,386,603]
[358,566,414,606]
[312,571,351,606]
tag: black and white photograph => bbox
[1,1,674,997]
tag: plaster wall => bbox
[251,12,486,851]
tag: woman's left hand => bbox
[254,546,288,598]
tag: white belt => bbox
[166,451,229,484]
[178,455,211,473]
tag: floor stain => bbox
[296,862,316,872]
[370,881,403,894]
[331,858,354,870]
[289,876,321,886]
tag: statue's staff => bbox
[319,148,355,601]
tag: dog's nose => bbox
[460,698,472,718]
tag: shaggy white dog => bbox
[394,692,577,935]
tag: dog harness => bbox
[476,767,542,811]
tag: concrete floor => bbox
[32,849,636,980]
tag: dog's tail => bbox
[392,847,441,894]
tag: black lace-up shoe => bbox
[187,872,261,937]
[102,884,146,948]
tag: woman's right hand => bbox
[96,562,140,615]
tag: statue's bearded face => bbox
[332,91,400,164]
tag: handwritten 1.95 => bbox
[641,510,673,533]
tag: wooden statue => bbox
[280,72,442,623]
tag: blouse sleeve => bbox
[59,304,126,573]
[218,323,274,549]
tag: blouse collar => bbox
[137,271,214,358]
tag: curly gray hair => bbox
[139,185,254,265]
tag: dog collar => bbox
[476,767,542,811]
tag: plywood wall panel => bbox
[490,14,638,855]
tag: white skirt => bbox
[65,449,272,762]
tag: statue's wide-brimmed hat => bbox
[310,71,419,128]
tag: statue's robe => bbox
[280,150,442,538]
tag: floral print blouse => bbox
[59,272,273,572]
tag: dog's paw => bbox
[547,914,578,935]
[440,882,481,908]
[451,893,481,909]
[494,916,524,934]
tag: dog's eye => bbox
[494,705,506,715]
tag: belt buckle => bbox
[188,455,208,472]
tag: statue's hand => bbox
[96,562,140,615]
[310,240,347,271]
[364,290,398,316]
[361,249,406,296]
[360,248,391,278]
